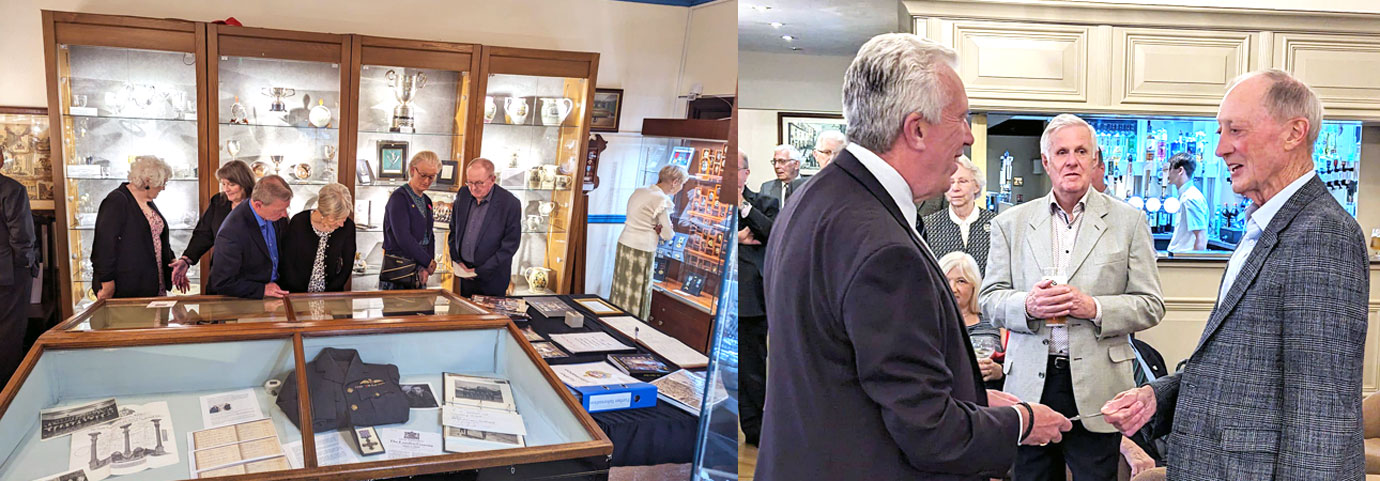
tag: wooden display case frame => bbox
[0,289,614,480]
[471,46,600,295]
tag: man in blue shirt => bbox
[210,175,293,298]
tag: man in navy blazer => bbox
[449,158,520,297]
[209,175,291,299]
[756,33,1070,481]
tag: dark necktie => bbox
[781,181,790,205]
[916,215,926,238]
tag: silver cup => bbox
[386,70,427,133]
[261,87,296,113]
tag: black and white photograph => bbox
[39,398,119,440]
[400,383,440,409]
[443,373,516,411]
[443,426,525,449]
[525,297,571,318]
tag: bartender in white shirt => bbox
[609,165,688,319]
[1164,152,1209,252]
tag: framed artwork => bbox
[437,160,459,187]
[590,88,623,133]
[377,140,409,179]
[356,159,374,185]
[777,112,847,176]
[669,146,694,170]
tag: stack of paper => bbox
[186,418,290,478]
[441,373,528,453]
[599,316,708,368]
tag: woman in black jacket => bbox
[91,156,175,299]
[279,183,357,292]
[169,160,255,292]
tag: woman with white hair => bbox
[91,155,175,299]
[939,251,1004,385]
[923,155,998,274]
[278,183,357,292]
[610,164,687,318]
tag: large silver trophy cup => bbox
[386,70,427,133]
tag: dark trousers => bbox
[739,314,767,446]
[1014,356,1121,481]
[0,269,33,387]
[458,276,503,297]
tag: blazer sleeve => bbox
[210,229,265,299]
[978,216,1040,334]
[843,242,1020,476]
[384,191,432,264]
[182,194,223,264]
[478,196,521,274]
[447,196,462,264]
[1,181,35,273]
[90,193,126,284]
[742,195,777,241]
[327,221,356,292]
[1146,372,1181,437]
[1274,222,1369,478]
[1090,220,1164,338]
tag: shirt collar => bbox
[313,347,366,384]
[1245,170,1315,230]
[250,204,270,229]
[846,142,918,234]
[949,204,980,226]
[1046,188,1092,216]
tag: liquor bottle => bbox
[1144,134,1157,164]
[1156,130,1168,163]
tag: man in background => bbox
[0,145,37,384]
[760,144,808,206]
[449,157,521,296]
[1164,152,1208,252]
[813,129,847,169]
[210,175,292,299]
[737,150,778,448]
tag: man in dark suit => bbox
[736,150,778,448]
[209,175,292,299]
[759,144,808,206]
[449,158,520,297]
[757,33,1070,481]
[1104,70,1369,480]
[0,146,37,384]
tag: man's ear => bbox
[1280,118,1309,152]
[901,112,927,152]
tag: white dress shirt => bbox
[1168,184,1208,253]
[618,184,675,252]
[1041,190,1104,355]
[949,204,981,246]
[1219,171,1316,304]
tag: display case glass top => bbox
[478,72,589,295]
[0,108,54,209]
[52,42,204,313]
[68,297,291,331]
[292,291,482,320]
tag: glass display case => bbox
[348,36,478,291]
[209,26,350,217]
[472,47,600,295]
[985,113,1363,251]
[0,107,54,210]
[0,290,613,480]
[42,12,207,316]
[692,234,738,481]
[637,119,732,351]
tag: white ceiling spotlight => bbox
[747,4,772,12]
[770,22,784,28]
[781,35,795,42]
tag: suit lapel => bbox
[1066,193,1108,279]
[1192,176,1324,353]
[1024,206,1052,273]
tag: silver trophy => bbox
[261,87,296,113]
[386,69,427,133]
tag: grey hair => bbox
[467,157,496,178]
[658,165,687,186]
[842,33,959,153]
[128,156,172,189]
[1039,114,1098,158]
[316,182,353,220]
[773,144,802,162]
[252,174,292,204]
[938,251,982,315]
[1227,69,1324,149]
[954,154,986,199]
[817,129,848,149]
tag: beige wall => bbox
[1076,0,1380,13]
[0,0,738,134]
[740,51,853,188]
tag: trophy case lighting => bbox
[478,73,588,296]
[217,55,343,215]
[54,44,203,312]
[643,139,731,313]
[352,64,471,292]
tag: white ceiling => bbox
[738,0,904,56]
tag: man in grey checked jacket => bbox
[1103,69,1368,480]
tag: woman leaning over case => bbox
[278,183,357,293]
[169,160,256,292]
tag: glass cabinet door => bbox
[351,38,474,291]
[640,138,730,314]
[54,44,202,312]
[477,72,589,295]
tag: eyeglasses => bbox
[770,158,797,166]
[413,172,438,181]
[815,148,836,156]
[465,179,492,188]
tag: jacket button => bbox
[351,404,358,411]
[1038,373,1045,379]
[347,388,354,393]
[374,392,380,397]
[1042,339,1050,345]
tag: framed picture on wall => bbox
[777,112,847,176]
[590,88,624,133]
[377,140,409,179]
[437,160,459,187]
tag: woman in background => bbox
[169,160,256,292]
[91,156,174,299]
[610,165,687,318]
[279,183,356,292]
[939,251,1004,387]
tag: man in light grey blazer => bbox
[760,144,809,206]
[1104,70,1368,480]
[980,113,1164,481]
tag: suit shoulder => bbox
[992,200,1042,227]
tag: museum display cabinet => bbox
[206,23,352,217]
[346,35,480,292]
[637,118,731,353]
[0,290,613,480]
[0,107,54,210]
[41,12,211,316]
[41,11,603,316]
[471,46,600,296]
